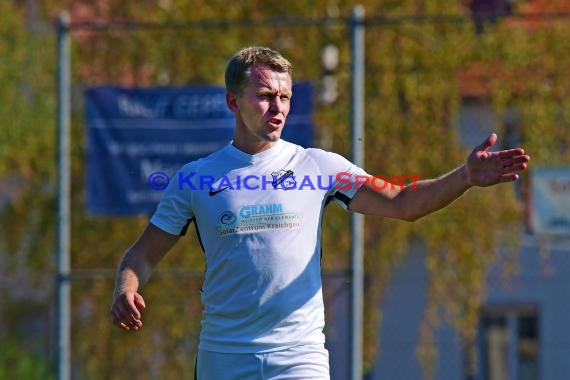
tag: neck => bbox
[231,135,278,155]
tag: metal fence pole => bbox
[56,11,71,380]
[350,5,365,380]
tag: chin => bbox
[266,132,282,142]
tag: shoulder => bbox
[279,140,347,162]
[178,144,233,174]
[305,147,354,167]
[278,140,361,176]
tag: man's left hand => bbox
[465,133,530,187]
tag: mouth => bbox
[267,118,283,129]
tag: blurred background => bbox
[2,0,570,379]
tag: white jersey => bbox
[150,139,367,353]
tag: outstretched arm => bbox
[348,133,530,221]
[110,223,180,331]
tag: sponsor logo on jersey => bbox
[217,210,237,226]
[217,203,300,236]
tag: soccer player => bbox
[110,46,529,379]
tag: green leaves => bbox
[0,339,55,380]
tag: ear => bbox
[226,92,239,113]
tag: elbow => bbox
[399,209,425,222]
[401,214,420,222]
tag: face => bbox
[227,65,292,153]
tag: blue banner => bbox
[86,83,314,215]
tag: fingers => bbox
[499,173,520,183]
[497,148,526,158]
[110,307,138,331]
[478,133,497,152]
[110,307,133,331]
[110,292,145,331]
[467,134,530,186]
[134,293,146,310]
[111,307,141,331]
[501,156,529,170]
[503,164,528,175]
[125,293,141,320]
[486,147,529,170]
[498,154,529,183]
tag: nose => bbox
[270,96,287,114]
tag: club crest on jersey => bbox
[271,169,296,190]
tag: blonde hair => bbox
[225,46,293,94]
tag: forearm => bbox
[113,248,154,298]
[350,134,528,220]
[111,224,179,331]
[395,165,471,221]
[112,223,180,299]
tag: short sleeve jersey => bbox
[151,139,368,353]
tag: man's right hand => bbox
[110,291,146,331]
[110,223,179,331]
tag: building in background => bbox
[364,2,570,378]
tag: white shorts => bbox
[195,344,330,380]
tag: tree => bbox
[0,2,57,375]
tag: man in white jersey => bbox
[111,46,530,379]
